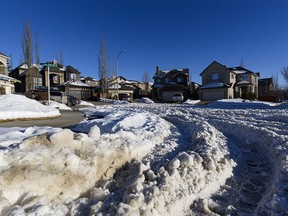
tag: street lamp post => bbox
[116,50,126,100]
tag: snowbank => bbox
[49,101,72,111]
[0,106,172,215]
[100,98,129,104]
[135,97,154,104]
[182,99,201,105]
[0,94,60,121]
[0,101,287,215]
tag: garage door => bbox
[162,91,182,102]
[202,91,225,101]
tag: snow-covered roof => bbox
[233,70,247,74]
[61,80,92,87]
[236,80,252,85]
[0,74,20,82]
[199,82,229,89]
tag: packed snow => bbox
[0,97,287,215]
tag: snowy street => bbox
[0,96,288,215]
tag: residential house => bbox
[198,61,259,101]
[152,66,189,102]
[107,76,140,100]
[80,76,99,86]
[10,58,94,100]
[258,78,273,96]
[129,80,152,98]
[9,63,41,92]
[0,52,19,94]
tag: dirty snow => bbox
[0,98,287,215]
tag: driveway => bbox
[0,110,85,128]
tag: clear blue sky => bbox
[1,0,288,85]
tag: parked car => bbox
[25,89,68,104]
[172,93,184,103]
[119,93,132,102]
[67,95,81,106]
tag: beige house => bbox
[199,61,259,101]
[0,52,18,94]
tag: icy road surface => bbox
[0,102,288,215]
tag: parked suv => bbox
[172,93,184,103]
[67,95,80,106]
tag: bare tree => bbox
[59,50,64,66]
[272,72,280,91]
[142,70,150,83]
[22,20,33,91]
[280,66,288,88]
[7,54,13,72]
[141,70,150,95]
[35,32,40,68]
[240,58,244,67]
[97,39,110,96]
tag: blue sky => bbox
[1,0,288,85]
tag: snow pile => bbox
[0,94,60,121]
[135,97,154,104]
[0,101,287,215]
[206,98,282,109]
[0,106,171,215]
[79,100,95,107]
[182,99,201,105]
[49,101,72,110]
[100,98,129,104]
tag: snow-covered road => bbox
[0,100,288,215]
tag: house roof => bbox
[199,82,230,89]
[19,67,42,78]
[0,74,20,82]
[258,78,273,85]
[235,80,253,86]
[65,65,81,74]
[42,66,63,73]
[154,68,189,79]
[0,52,9,58]
[200,61,229,76]
[60,80,93,87]
[228,66,256,75]
[200,61,259,76]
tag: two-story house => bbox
[0,52,19,94]
[199,61,259,101]
[152,66,189,102]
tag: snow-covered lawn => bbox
[0,94,60,121]
[0,97,288,215]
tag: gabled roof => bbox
[200,61,229,76]
[199,82,230,89]
[0,74,20,82]
[19,67,42,78]
[154,68,189,79]
[0,52,9,58]
[65,65,81,74]
[229,66,255,74]
[258,78,273,85]
[42,66,63,73]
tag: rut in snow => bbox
[196,116,273,215]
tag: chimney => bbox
[156,65,160,74]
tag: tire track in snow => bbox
[198,114,274,215]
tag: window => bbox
[177,77,184,83]
[231,74,234,79]
[242,74,248,80]
[212,74,219,80]
[165,78,170,84]
[156,79,161,84]
[70,73,76,80]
